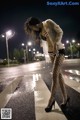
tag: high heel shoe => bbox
[45,101,55,112]
[60,97,70,108]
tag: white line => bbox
[34,74,67,120]
[64,69,80,75]
[64,75,80,93]
[0,77,22,109]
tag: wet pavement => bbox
[5,76,36,120]
[0,59,80,120]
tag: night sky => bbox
[0,0,80,58]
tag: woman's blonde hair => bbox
[24,17,41,34]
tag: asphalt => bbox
[40,63,80,120]
[0,60,80,120]
[4,76,36,120]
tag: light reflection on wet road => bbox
[0,62,43,80]
[0,61,80,88]
[63,69,80,83]
[0,60,80,120]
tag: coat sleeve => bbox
[45,19,63,44]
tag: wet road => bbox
[0,59,80,82]
[0,59,80,120]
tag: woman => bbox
[24,17,70,112]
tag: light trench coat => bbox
[42,19,64,54]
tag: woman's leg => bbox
[59,72,67,103]
[48,54,66,107]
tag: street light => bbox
[22,41,32,63]
[26,41,32,62]
[66,40,69,44]
[2,34,5,38]
[77,43,80,46]
[21,43,25,46]
[77,43,80,58]
[6,30,15,66]
[72,39,75,43]
[66,39,75,58]
[21,43,26,64]
[29,49,31,52]
[2,30,15,66]
[37,51,39,54]
[33,48,36,51]
[27,41,32,46]
[62,43,65,49]
[6,30,12,37]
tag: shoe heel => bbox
[45,101,55,112]
[61,97,70,108]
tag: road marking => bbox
[0,77,22,109]
[33,74,67,120]
[64,75,80,93]
[64,69,80,75]
[50,70,80,93]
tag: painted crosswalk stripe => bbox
[33,74,67,120]
[0,77,22,109]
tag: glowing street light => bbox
[26,41,32,62]
[77,43,80,58]
[5,30,15,66]
[2,34,5,38]
[33,52,35,54]
[62,43,65,48]
[72,39,75,43]
[29,49,31,51]
[77,43,80,46]
[21,43,26,64]
[21,43,25,46]
[66,39,76,58]
[6,30,12,37]
[33,48,36,51]
[37,51,39,54]
[27,41,32,46]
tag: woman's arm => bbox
[44,19,63,44]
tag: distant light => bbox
[6,30,12,36]
[69,77,73,80]
[2,34,5,38]
[14,57,15,59]
[4,58,6,60]
[29,49,31,51]
[37,51,39,54]
[72,39,75,43]
[66,40,69,44]
[42,54,45,56]
[62,44,64,46]
[27,41,32,46]
[62,43,65,48]
[65,55,68,58]
[77,43,80,46]
[33,52,35,54]
[33,48,36,51]
[21,43,25,46]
